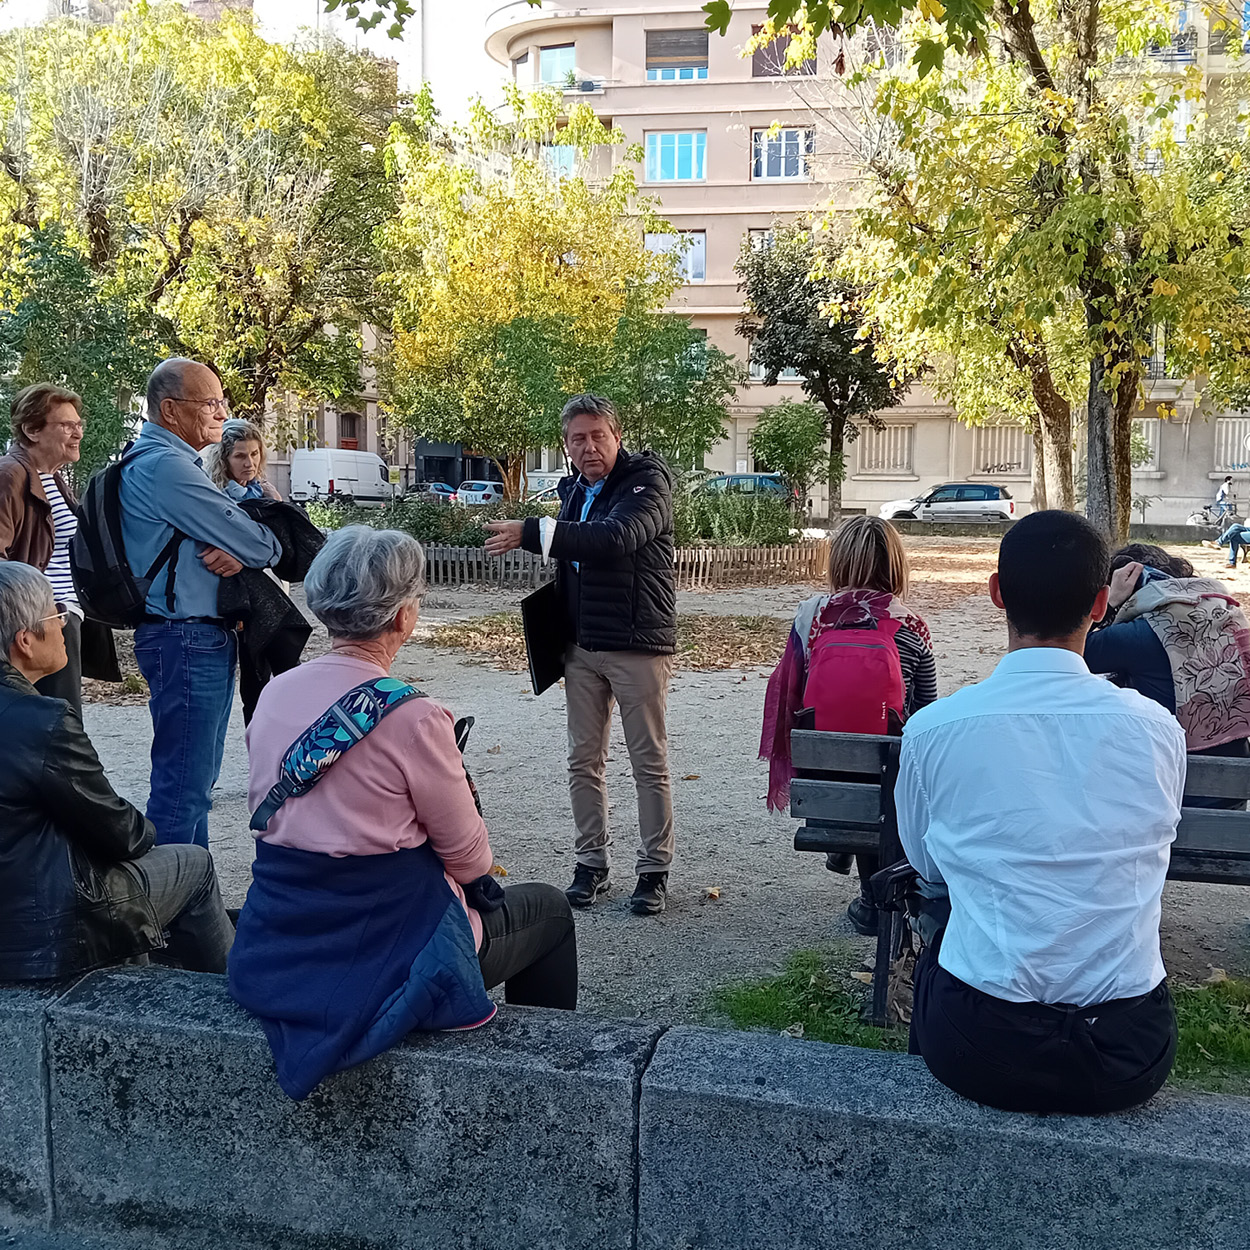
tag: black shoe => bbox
[630,872,668,915]
[846,895,879,936]
[565,864,609,908]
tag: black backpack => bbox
[69,444,186,629]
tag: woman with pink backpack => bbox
[761,515,937,935]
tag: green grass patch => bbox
[709,947,906,1052]
[711,950,1250,1096]
[1172,977,1250,1095]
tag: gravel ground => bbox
[83,537,1250,1024]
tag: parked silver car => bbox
[879,482,1016,523]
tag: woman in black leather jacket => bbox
[0,562,233,980]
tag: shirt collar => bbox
[991,646,1091,678]
[138,420,203,468]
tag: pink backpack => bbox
[802,616,906,734]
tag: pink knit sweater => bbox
[246,654,494,948]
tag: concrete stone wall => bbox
[2,968,1249,1250]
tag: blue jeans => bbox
[1218,523,1250,563]
[134,621,237,849]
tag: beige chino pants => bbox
[564,644,675,876]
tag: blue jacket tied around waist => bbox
[228,839,497,1100]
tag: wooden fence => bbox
[423,539,830,591]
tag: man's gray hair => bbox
[304,526,427,640]
[560,393,621,438]
[0,562,54,656]
[146,358,205,420]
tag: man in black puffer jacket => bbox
[485,395,677,915]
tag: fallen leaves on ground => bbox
[426,613,790,673]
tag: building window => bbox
[1133,418,1161,471]
[543,144,577,180]
[645,131,706,182]
[339,411,360,451]
[858,424,914,475]
[539,43,576,85]
[751,127,813,181]
[748,352,802,382]
[751,26,817,76]
[974,424,1033,476]
[646,29,709,80]
[645,230,706,283]
[511,50,529,80]
[1215,417,1250,471]
[747,227,774,250]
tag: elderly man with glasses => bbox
[0,562,233,981]
[120,358,282,849]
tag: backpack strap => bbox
[250,677,426,831]
[118,441,189,615]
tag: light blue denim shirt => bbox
[119,422,282,620]
[224,478,266,501]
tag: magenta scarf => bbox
[759,590,931,812]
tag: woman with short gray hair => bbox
[230,526,577,1100]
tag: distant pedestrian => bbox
[1214,475,1235,522]
[484,394,678,915]
[121,358,283,848]
[204,418,282,501]
[0,383,115,715]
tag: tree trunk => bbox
[1031,420,1047,511]
[1113,375,1138,543]
[1086,355,1116,540]
[826,414,847,519]
[1028,365,1074,512]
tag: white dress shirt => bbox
[897,647,1186,1007]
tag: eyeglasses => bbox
[37,602,69,626]
[171,397,231,415]
[48,421,84,436]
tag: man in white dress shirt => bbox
[899,510,1186,1114]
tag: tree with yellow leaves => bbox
[384,87,683,497]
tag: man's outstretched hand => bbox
[484,520,524,555]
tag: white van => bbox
[290,448,391,508]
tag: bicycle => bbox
[1187,501,1237,529]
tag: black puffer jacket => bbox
[521,448,676,654]
[0,664,161,980]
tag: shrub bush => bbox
[676,490,796,546]
[309,491,795,548]
[304,498,558,546]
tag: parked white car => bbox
[289,448,391,508]
[453,480,505,506]
[879,482,1016,523]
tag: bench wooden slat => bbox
[1174,808,1250,856]
[1182,756,1250,799]
[793,824,881,854]
[1168,854,1250,885]
[789,780,882,825]
[790,730,897,774]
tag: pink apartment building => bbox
[484,0,1023,517]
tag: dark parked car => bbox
[695,473,798,500]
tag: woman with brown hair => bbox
[761,515,937,933]
[0,384,110,714]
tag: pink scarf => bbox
[760,590,931,811]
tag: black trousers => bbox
[910,935,1177,1115]
[36,611,82,718]
[477,882,578,1011]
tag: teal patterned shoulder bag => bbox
[250,677,425,832]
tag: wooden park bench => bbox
[790,729,1250,1027]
